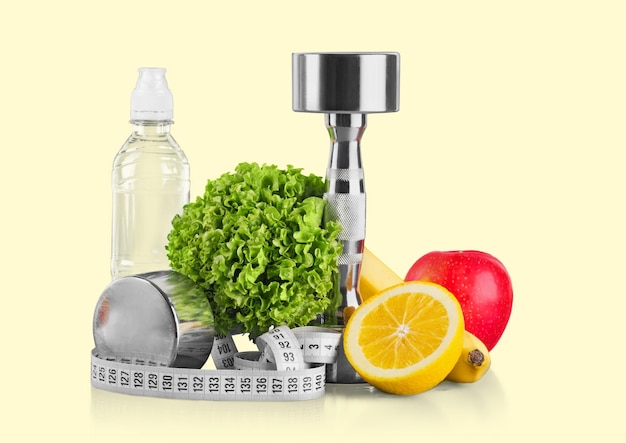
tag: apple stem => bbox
[468,349,484,367]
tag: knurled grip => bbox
[324,192,365,265]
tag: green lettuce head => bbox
[167,162,342,338]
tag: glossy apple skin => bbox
[404,250,513,351]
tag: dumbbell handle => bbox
[324,113,366,325]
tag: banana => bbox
[446,330,491,383]
[358,247,403,300]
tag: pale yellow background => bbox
[2,0,624,441]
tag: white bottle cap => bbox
[130,67,174,121]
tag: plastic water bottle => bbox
[111,67,190,278]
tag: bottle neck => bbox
[130,120,173,136]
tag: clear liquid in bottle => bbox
[110,68,189,278]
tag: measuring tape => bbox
[91,325,342,401]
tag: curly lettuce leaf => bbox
[167,162,342,337]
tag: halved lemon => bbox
[344,281,464,395]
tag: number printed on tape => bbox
[120,368,131,388]
[190,374,205,397]
[146,371,159,392]
[159,370,175,396]
[207,375,221,395]
[175,373,189,396]
[132,369,145,390]
[253,375,269,399]
[91,325,339,401]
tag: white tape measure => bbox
[91,326,342,401]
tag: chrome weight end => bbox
[292,52,400,114]
[93,271,215,369]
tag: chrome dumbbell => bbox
[292,52,400,382]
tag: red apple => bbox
[404,250,513,351]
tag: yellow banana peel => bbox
[358,247,403,300]
[446,330,491,383]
